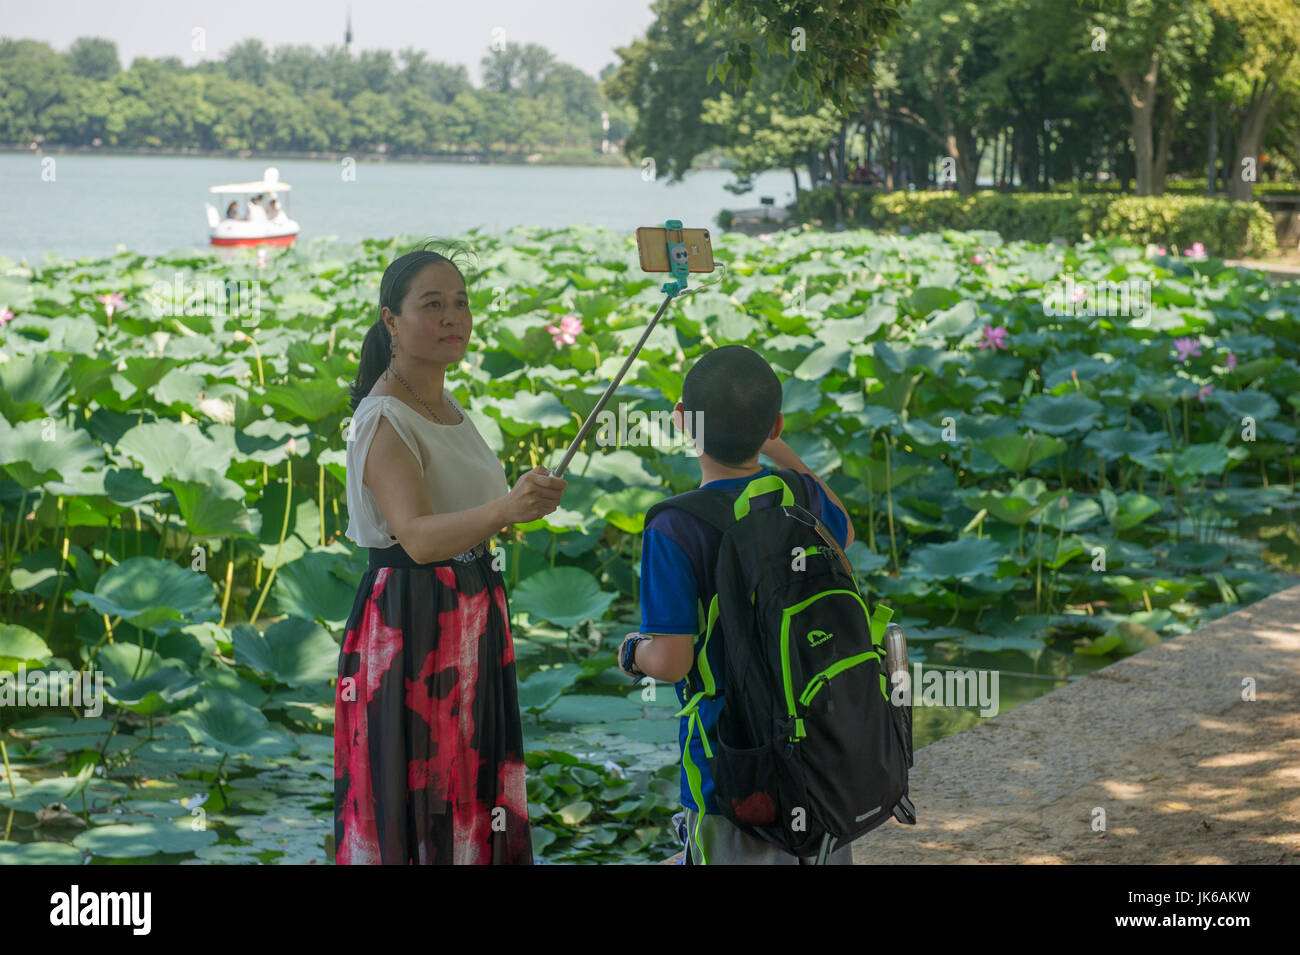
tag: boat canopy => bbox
[209,167,291,194]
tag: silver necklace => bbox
[388,363,462,425]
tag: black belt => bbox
[369,540,490,570]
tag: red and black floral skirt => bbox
[334,541,532,864]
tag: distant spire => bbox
[345,4,353,53]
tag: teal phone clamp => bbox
[661,218,691,297]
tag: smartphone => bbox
[636,226,715,273]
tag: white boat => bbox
[204,167,299,247]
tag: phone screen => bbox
[636,227,715,273]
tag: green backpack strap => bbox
[868,602,894,647]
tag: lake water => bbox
[0,153,795,262]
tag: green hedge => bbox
[794,188,1278,257]
[1047,179,1299,196]
[790,186,883,226]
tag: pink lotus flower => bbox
[257,248,269,268]
[971,254,984,265]
[1072,283,1088,303]
[1186,242,1207,259]
[1156,246,1167,255]
[287,436,297,455]
[546,314,583,346]
[1225,352,1238,372]
[97,292,126,319]
[978,324,1008,351]
[0,307,13,328]
[1196,384,1214,403]
[757,233,773,242]
[1173,337,1201,363]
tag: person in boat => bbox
[225,200,240,220]
[247,194,268,224]
[267,196,283,221]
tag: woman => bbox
[337,240,568,864]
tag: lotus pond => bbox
[1,225,1298,865]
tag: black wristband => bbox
[625,635,648,676]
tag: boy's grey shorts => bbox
[675,809,855,865]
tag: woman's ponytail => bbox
[348,319,393,412]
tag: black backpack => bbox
[645,467,914,863]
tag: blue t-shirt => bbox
[638,466,850,814]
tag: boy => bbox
[618,345,857,864]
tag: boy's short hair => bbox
[681,345,782,467]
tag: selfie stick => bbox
[547,219,694,480]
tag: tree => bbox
[223,39,270,86]
[602,0,731,181]
[66,37,120,81]
[481,43,556,96]
[873,0,1003,194]
[703,0,908,114]
[699,64,841,199]
[1075,0,1214,196]
[1207,0,1300,201]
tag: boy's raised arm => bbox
[761,437,855,547]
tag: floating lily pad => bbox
[512,567,614,628]
[0,841,85,865]
[171,688,297,758]
[74,818,218,858]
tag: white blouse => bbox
[344,392,510,549]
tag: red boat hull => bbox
[210,233,297,247]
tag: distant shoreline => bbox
[0,143,729,172]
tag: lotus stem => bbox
[95,701,127,769]
[1034,515,1044,614]
[4,488,28,618]
[865,447,877,552]
[7,488,27,559]
[250,455,292,625]
[248,336,264,386]
[1048,510,1067,614]
[319,465,326,547]
[884,438,899,575]
[155,501,169,560]
[219,537,234,628]
[42,511,69,644]
[0,734,16,799]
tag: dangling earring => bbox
[385,329,396,380]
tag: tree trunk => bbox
[1222,118,1233,196]
[1017,119,1040,191]
[885,121,896,190]
[1152,94,1177,195]
[1116,52,1161,196]
[1230,77,1279,202]
[931,73,978,195]
[1206,102,1218,197]
[827,145,845,228]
